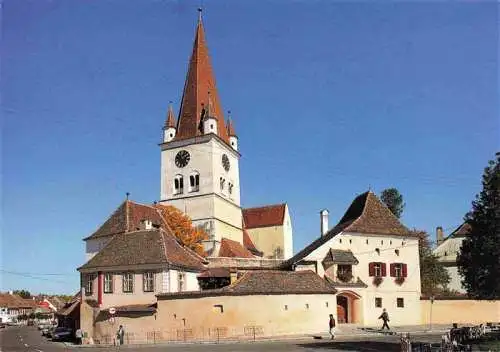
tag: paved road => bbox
[1,326,442,352]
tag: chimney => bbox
[320,209,329,236]
[140,219,153,230]
[436,226,444,246]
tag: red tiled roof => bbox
[84,200,164,241]
[79,228,205,271]
[242,204,286,229]
[198,267,230,278]
[0,294,34,309]
[227,119,236,137]
[174,15,229,144]
[218,238,255,258]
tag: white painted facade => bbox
[82,268,201,309]
[160,135,244,249]
[296,231,421,326]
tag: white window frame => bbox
[104,273,113,293]
[143,272,154,292]
[122,272,134,293]
[178,272,186,292]
[189,172,200,192]
[85,274,94,295]
[394,263,403,278]
[174,175,184,195]
[374,263,382,277]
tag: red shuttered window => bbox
[369,262,375,276]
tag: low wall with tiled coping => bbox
[420,298,500,325]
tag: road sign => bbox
[109,307,116,315]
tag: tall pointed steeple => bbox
[175,9,229,143]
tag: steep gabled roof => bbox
[242,204,286,229]
[84,200,164,241]
[175,14,229,143]
[78,229,205,271]
[284,191,412,266]
[0,294,34,309]
[322,249,359,267]
[218,238,255,259]
[337,191,409,236]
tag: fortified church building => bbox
[77,11,424,344]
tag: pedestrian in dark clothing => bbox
[329,314,336,339]
[378,308,390,330]
[116,325,125,345]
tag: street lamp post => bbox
[429,296,435,332]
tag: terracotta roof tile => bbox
[0,294,34,309]
[78,229,205,271]
[198,267,230,278]
[242,204,286,229]
[175,16,229,144]
[165,103,176,128]
[84,200,163,241]
[158,270,336,298]
[322,249,359,267]
[218,238,255,258]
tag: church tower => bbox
[160,10,243,255]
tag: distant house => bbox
[56,292,81,331]
[433,222,472,293]
[0,293,36,323]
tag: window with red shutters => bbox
[402,263,408,277]
[390,263,395,277]
[381,263,387,277]
[369,262,375,276]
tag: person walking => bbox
[116,325,125,345]
[75,328,82,345]
[378,308,390,330]
[329,314,336,340]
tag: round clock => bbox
[222,154,230,171]
[175,150,190,168]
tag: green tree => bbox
[457,153,500,300]
[412,229,450,295]
[13,290,31,299]
[380,188,405,219]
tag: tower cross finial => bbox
[198,7,202,22]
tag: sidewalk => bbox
[63,324,451,348]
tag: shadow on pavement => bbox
[296,341,401,351]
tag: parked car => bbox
[43,326,55,337]
[51,327,73,342]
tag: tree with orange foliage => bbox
[154,204,208,256]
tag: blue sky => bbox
[1,1,498,294]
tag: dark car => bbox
[51,327,73,342]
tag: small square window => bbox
[305,303,309,309]
[381,240,384,245]
[375,297,382,308]
[397,298,404,308]
[325,302,329,308]
[349,239,352,244]
[284,305,288,310]
[390,240,392,245]
[366,239,369,244]
[339,239,342,244]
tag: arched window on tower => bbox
[220,177,225,191]
[174,175,184,195]
[189,172,200,192]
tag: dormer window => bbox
[189,172,200,192]
[174,175,184,195]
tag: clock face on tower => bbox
[175,150,190,168]
[222,154,230,171]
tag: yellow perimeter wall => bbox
[420,299,500,325]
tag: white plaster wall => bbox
[302,232,421,326]
[434,237,464,261]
